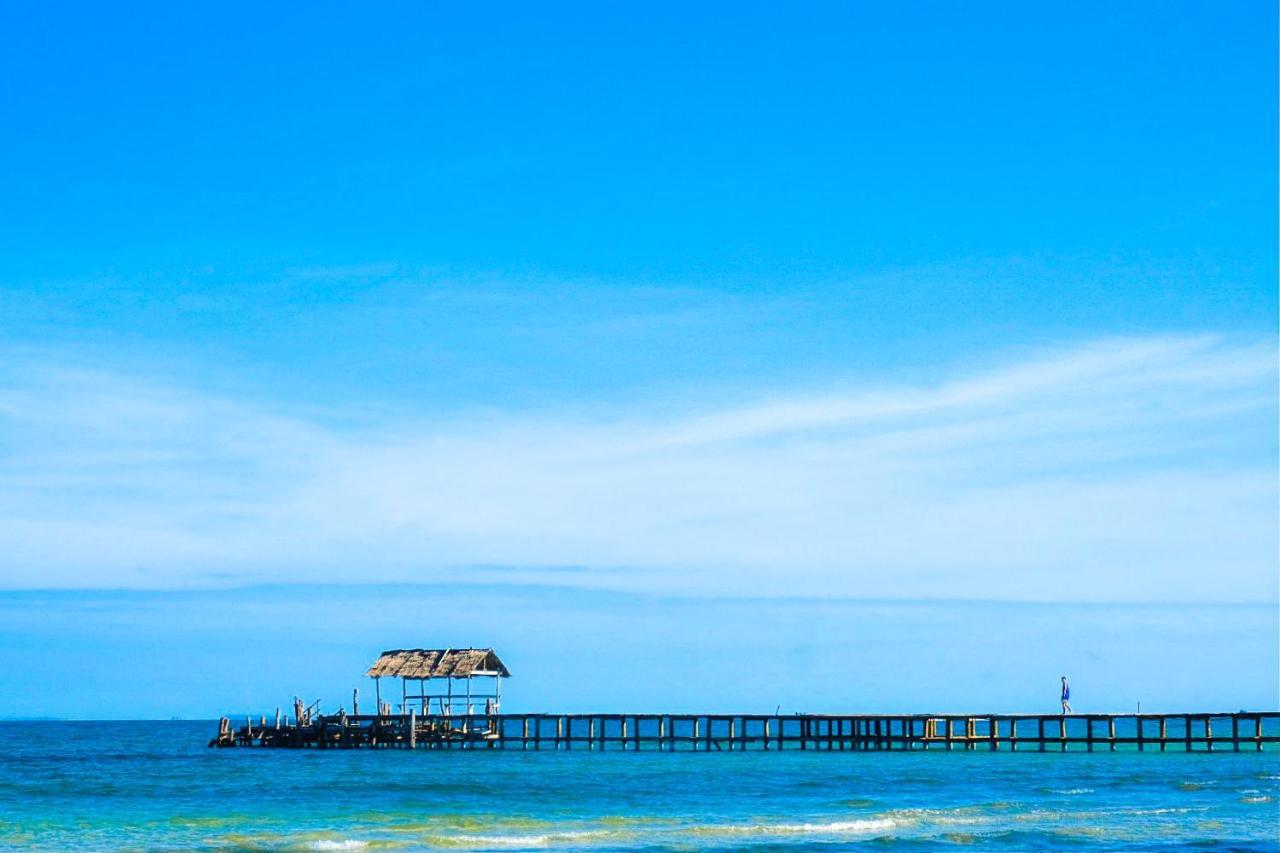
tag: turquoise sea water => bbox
[1,722,1277,851]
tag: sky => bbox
[0,2,1276,716]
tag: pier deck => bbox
[212,711,1280,752]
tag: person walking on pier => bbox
[1060,676,1073,715]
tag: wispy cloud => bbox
[0,335,1274,601]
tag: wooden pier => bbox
[212,710,1280,752]
[210,650,1278,753]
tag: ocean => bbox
[0,721,1276,851]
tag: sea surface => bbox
[0,721,1276,852]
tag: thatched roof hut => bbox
[367,648,510,715]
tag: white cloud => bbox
[0,335,1274,601]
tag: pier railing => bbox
[212,711,1280,752]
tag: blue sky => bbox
[0,2,1276,715]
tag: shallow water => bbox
[0,722,1277,851]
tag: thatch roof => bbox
[366,648,511,679]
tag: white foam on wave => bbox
[770,819,896,834]
[1050,788,1094,795]
[695,818,896,836]
[886,807,986,826]
[306,842,370,851]
[446,829,608,848]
